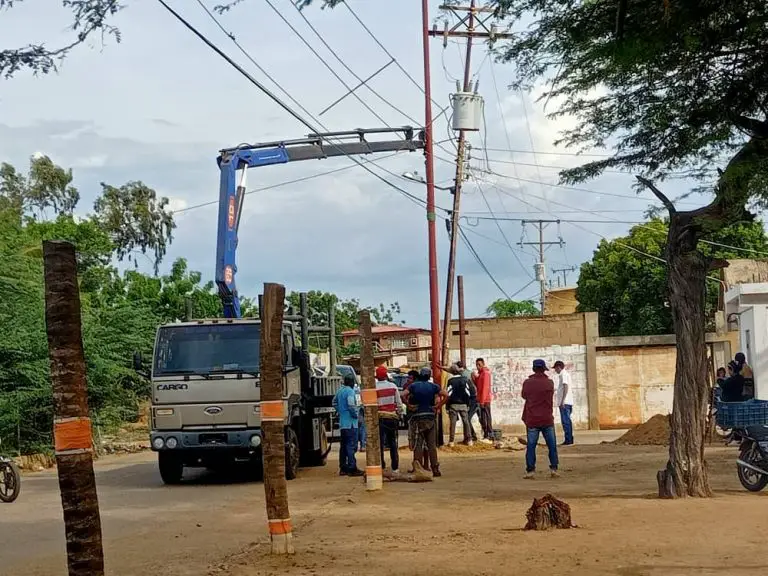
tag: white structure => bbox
[725,282,768,400]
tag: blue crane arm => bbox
[215,147,289,318]
[214,127,425,318]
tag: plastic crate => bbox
[715,400,768,428]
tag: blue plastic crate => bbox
[715,400,768,428]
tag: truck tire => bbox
[285,427,300,480]
[158,452,184,485]
[302,420,329,467]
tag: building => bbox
[544,286,579,315]
[341,325,432,365]
[725,282,768,400]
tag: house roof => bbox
[341,325,428,337]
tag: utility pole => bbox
[429,3,514,368]
[421,0,442,381]
[518,220,564,314]
[552,266,577,287]
[458,275,467,367]
[359,311,382,491]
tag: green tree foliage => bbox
[0,156,206,454]
[578,219,768,337]
[486,298,539,318]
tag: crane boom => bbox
[215,127,425,318]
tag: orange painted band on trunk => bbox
[54,417,93,452]
[268,518,292,535]
[360,389,378,406]
[365,465,383,477]
[260,401,284,420]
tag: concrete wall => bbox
[544,287,578,316]
[449,314,587,351]
[450,345,589,429]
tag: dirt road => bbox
[2,438,765,576]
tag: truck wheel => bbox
[285,428,300,480]
[158,452,183,485]
[302,420,329,467]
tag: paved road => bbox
[0,450,348,576]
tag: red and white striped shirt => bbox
[375,380,404,419]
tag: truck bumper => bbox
[150,428,263,452]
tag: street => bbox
[2,435,766,575]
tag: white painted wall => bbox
[741,306,768,400]
[451,345,589,429]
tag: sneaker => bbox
[467,440,474,447]
[348,468,365,477]
[480,438,493,445]
[550,470,561,479]
[447,441,455,447]
[524,471,535,480]
[432,467,442,478]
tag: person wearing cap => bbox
[553,360,574,446]
[402,367,449,476]
[332,373,364,477]
[403,369,421,451]
[521,359,559,479]
[375,365,405,472]
[457,360,479,442]
[446,364,474,446]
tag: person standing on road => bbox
[375,365,405,472]
[521,359,559,479]
[553,360,574,446]
[472,358,494,443]
[403,367,448,477]
[333,373,364,477]
[458,361,479,442]
[353,379,367,451]
[446,364,474,446]
[403,369,421,451]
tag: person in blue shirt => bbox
[402,367,448,477]
[333,374,364,476]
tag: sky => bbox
[0,0,718,327]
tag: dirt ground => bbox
[208,443,765,576]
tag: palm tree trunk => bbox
[358,310,382,490]
[43,240,105,575]
[260,283,294,554]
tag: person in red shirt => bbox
[521,359,560,479]
[472,358,494,442]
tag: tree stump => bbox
[524,494,573,531]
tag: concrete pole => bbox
[328,304,337,375]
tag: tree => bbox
[93,181,175,274]
[577,219,768,337]
[486,298,539,318]
[493,0,768,497]
[1,155,79,219]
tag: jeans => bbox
[413,415,439,472]
[448,404,472,443]
[525,425,559,472]
[357,409,367,449]
[340,428,358,473]
[479,403,494,438]
[467,401,479,441]
[379,417,400,471]
[559,404,574,445]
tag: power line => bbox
[458,226,512,299]
[475,146,612,158]
[156,0,435,217]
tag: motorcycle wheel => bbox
[0,461,21,503]
[737,448,768,492]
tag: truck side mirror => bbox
[133,351,143,372]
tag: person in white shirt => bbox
[553,360,574,446]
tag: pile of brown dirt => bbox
[612,414,671,446]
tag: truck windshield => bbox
[154,324,260,377]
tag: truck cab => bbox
[147,318,335,484]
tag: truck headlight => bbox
[152,437,165,450]
[249,434,261,447]
[166,437,178,449]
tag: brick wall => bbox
[450,345,589,429]
[544,288,579,316]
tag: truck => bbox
[143,127,424,484]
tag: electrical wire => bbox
[156,0,437,217]
[458,226,513,299]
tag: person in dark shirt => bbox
[446,364,474,446]
[721,360,745,402]
[403,367,448,477]
[403,370,420,451]
[521,359,559,479]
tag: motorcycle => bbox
[735,425,768,492]
[0,438,21,503]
